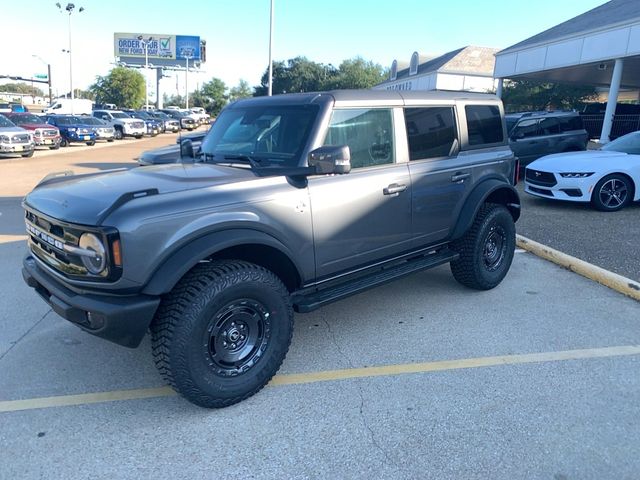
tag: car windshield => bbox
[601,131,640,154]
[112,112,131,119]
[134,112,151,119]
[77,116,103,125]
[199,104,319,167]
[10,114,42,124]
[51,116,76,125]
[0,115,16,128]
[152,112,170,119]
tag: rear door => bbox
[509,118,543,164]
[308,107,413,279]
[405,105,474,246]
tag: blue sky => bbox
[2,0,605,98]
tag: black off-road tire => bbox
[450,203,515,290]
[21,149,35,158]
[114,128,123,140]
[150,260,293,408]
[60,137,68,147]
[591,173,633,212]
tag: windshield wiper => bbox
[223,154,262,169]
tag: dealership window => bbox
[404,107,458,160]
[324,109,395,169]
[465,105,504,146]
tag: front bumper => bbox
[524,170,595,203]
[0,143,34,154]
[66,132,96,143]
[22,255,160,348]
[34,137,61,147]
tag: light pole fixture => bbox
[184,53,193,109]
[56,2,84,112]
[268,0,274,96]
[138,35,154,110]
[32,54,53,104]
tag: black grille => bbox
[525,169,557,187]
[529,186,554,197]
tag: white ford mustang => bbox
[524,131,640,211]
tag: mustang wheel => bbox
[591,174,633,212]
[150,260,293,408]
[450,203,516,290]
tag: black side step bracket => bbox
[292,248,459,313]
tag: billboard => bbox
[114,33,202,66]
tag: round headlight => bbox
[79,233,107,274]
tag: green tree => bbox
[229,80,253,103]
[501,80,598,112]
[163,94,184,107]
[90,67,145,109]
[197,78,228,116]
[326,57,387,90]
[0,83,44,97]
[255,57,327,96]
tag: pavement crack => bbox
[320,313,405,476]
[0,308,51,362]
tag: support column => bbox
[496,78,504,99]
[156,68,163,109]
[599,58,624,144]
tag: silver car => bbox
[0,114,35,157]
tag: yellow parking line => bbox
[0,235,27,244]
[1,345,638,413]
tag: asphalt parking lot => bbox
[1,137,639,479]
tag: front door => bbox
[308,107,412,279]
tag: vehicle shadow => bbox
[0,196,27,235]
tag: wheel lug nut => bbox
[240,335,245,340]
[231,343,236,349]
[223,341,227,347]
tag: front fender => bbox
[142,228,302,296]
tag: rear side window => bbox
[539,117,560,135]
[465,105,503,146]
[404,107,457,160]
[559,116,584,132]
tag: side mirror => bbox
[308,145,351,175]
[180,139,195,159]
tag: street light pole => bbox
[185,54,193,109]
[138,36,153,110]
[56,2,84,113]
[268,0,274,96]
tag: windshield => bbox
[602,131,640,154]
[77,116,103,125]
[9,114,42,124]
[134,111,151,119]
[0,115,16,128]
[199,104,319,167]
[152,112,170,119]
[112,112,131,119]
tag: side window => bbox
[539,117,560,135]
[465,105,503,146]
[559,116,583,132]
[513,119,540,139]
[323,108,394,169]
[404,107,457,160]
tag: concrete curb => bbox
[516,234,640,302]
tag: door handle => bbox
[383,183,407,195]
[451,172,470,183]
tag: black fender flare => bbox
[142,229,303,296]
[450,179,521,241]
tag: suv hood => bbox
[0,126,29,135]
[24,163,258,225]
[529,150,627,170]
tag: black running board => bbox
[292,248,459,313]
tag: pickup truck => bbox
[22,90,520,408]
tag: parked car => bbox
[22,90,519,408]
[124,110,162,136]
[45,115,97,146]
[77,116,116,142]
[0,114,35,157]
[506,111,588,167]
[147,111,181,133]
[92,110,146,139]
[43,98,93,115]
[189,107,210,125]
[138,130,208,165]
[524,130,640,211]
[159,109,197,130]
[3,112,61,150]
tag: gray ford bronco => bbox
[22,90,520,408]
